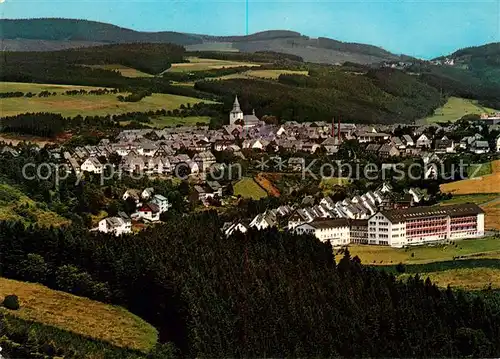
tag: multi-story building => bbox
[294,218,350,247]
[368,203,485,247]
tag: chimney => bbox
[338,116,341,144]
[331,117,335,138]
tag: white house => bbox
[141,188,154,200]
[416,134,431,148]
[81,157,103,174]
[496,135,500,152]
[294,219,350,247]
[137,203,160,222]
[98,212,132,236]
[151,194,171,213]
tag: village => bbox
[2,96,499,246]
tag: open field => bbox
[439,193,500,206]
[424,96,499,124]
[482,198,500,230]
[467,162,493,178]
[319,177,351,195]
[400,268,500,290]
[234,177,268,200]
[167,57,260,72]
[0,277,158,351]
[1,84,212,117]
[348,237,500,265]
[0,134,55,146]
[0,81,106,93]
[440,174,500,195]
[245,69,309,79]
[84,64,154,78]
[0,184,70,227]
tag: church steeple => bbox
[229,95,244,124]
[232,95,241,112]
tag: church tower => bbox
[229,95,244,125]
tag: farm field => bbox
[234,177,268,200]
[0,277,158,351]
[440,160,500,195]
[245,69,309,79]
[84,64,154,77]
[467,161,492,178]
[414,268,500,290]
[0,88,212,117]
[482,198,500,230]
[0,81,106,93]
[348,237,500,265]
[167,57,260,72]
[439,193,500,206]
[423,96,499,124]
[0,184,70,227]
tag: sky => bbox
[1,0,499,59]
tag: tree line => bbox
[1,213,500,357]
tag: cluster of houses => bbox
[224,198,485,248]
[60,97,500,183]
[223,183,440,247]
[97,187,171,236]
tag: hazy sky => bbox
[1,0,499,58]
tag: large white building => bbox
[368,203,485,247]
[295,218,350,247]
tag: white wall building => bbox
[295,219,350,247]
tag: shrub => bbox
[2,294,20,310]
[396,262,406,273]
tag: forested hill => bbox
[0,18,203,45]
[1,18,407,64]
[435,42,500,86]
[1,211,500,357]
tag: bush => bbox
[2,294,20,310]
[396,262,406,273]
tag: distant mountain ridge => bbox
[1,18,408,64]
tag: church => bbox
[229,96,262,128]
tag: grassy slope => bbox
[234,177,268,200]
[0,277,157,352]
[348,237,500,266]
[440,160,500,195]
[84,64,154,78]
[404,268,500,290]
[167,57,260,72]
[0,184,69,227]
[424,96,499,124]
[0,81,107,93]
[0,82,213,117]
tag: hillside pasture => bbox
[0,81,106,93]
[0,184,69,227]
[234,177,268,200]
[0,277,158,351]
[245,69,309,79]
[424,96,499,124]
[348,237,500,265]
[167,57,260,72]
[440,160,500,195]
[84,64,154,78]
[0,82,212,117]
[400,268,500,290]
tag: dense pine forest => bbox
[1,215,500,357]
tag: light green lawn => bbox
[1,82,213,117]
[234,177,268,200]
[424,96,499,124]
[83,64,154,78]
[167,57,260,72]
[439,193,500,206]
[0,184,69,227]
[399,268,500,290]
[349,237,500,265]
